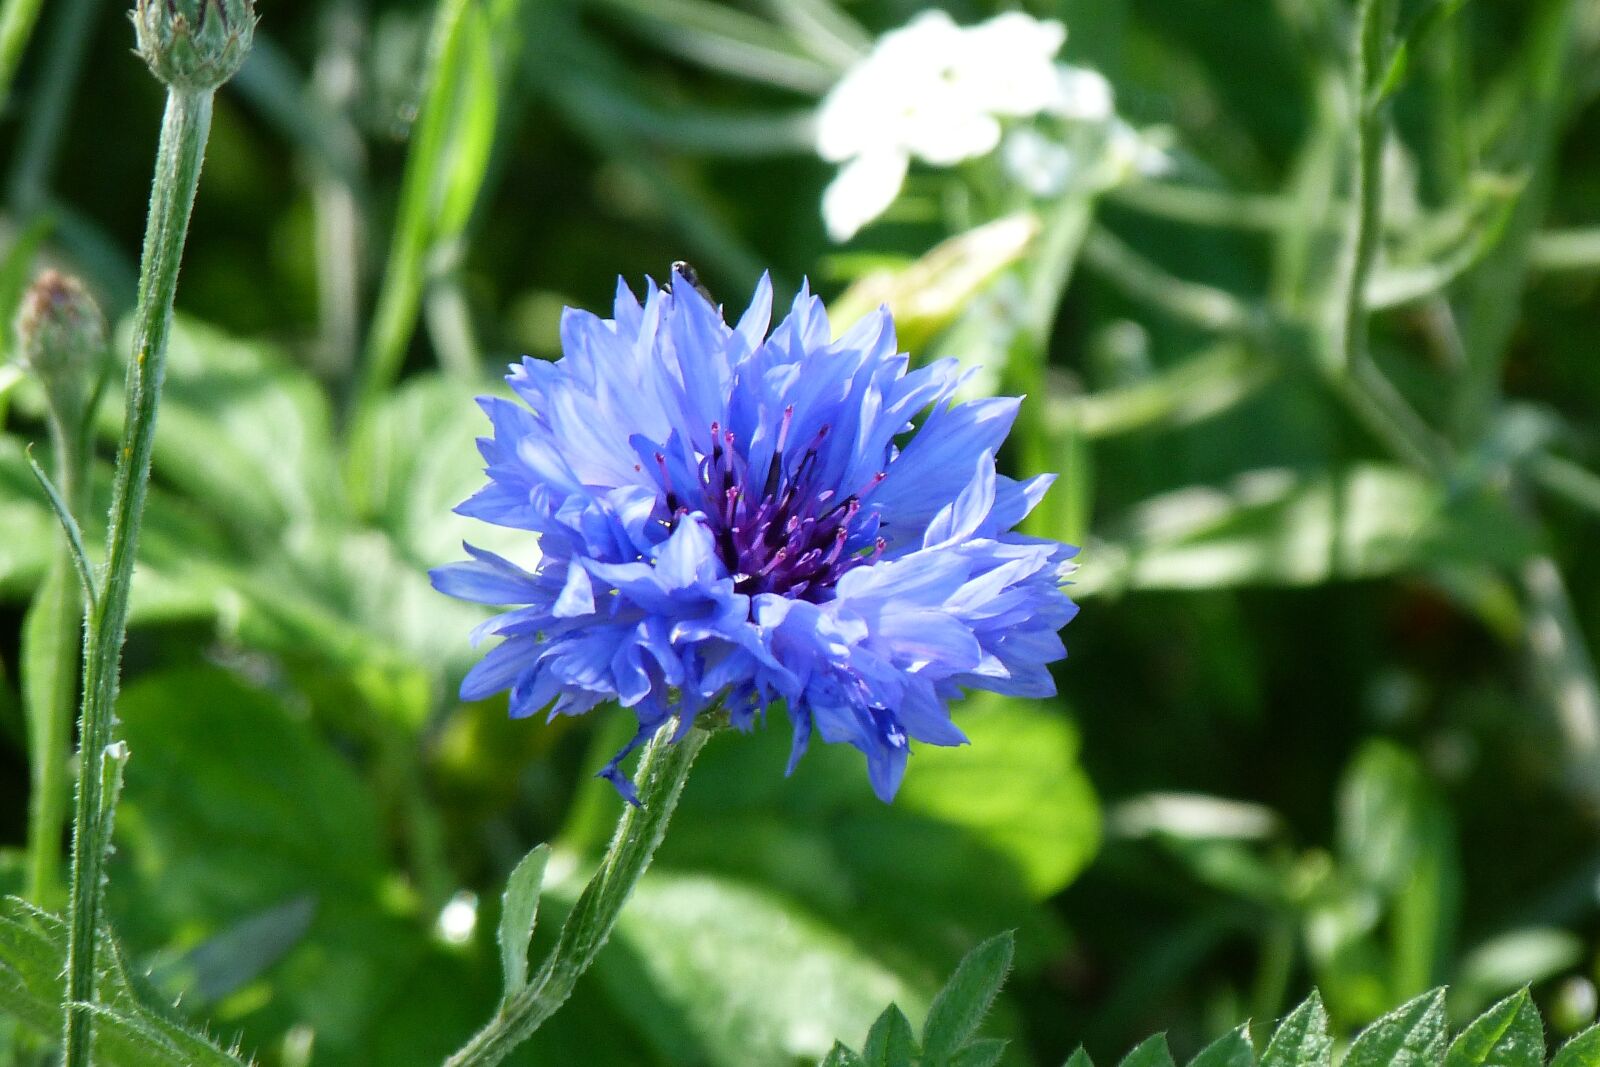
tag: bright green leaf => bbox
[921,931,1014,1060]
[1552,1025,1600,1067]
[1261,992,1332,1067]
[498,843,550,995]
[1188,1025,1254,1067]
[1118,1033,1178,1067]
[821,1043,867,1067]
[1444,989,1544,1067]
[586,870,916,1067]
[950,1038,1009,1067]
[1344,989,1448,1067]
[861,1004,916,1067]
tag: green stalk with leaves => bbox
[56,3,254,1063]
[444,724,711,1067]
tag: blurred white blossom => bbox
[817,9,1150,242]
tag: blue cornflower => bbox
[431,271,1078,802]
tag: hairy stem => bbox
[62,87,216,1067]
[443,726,710,1067]
[22,421,86,909]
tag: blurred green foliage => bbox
[2,0,1600,1064]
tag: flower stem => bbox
[23,421,87,910]
[443,725,710,1067]
[62,87,216,1067]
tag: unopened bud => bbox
[14,270,109,433]
[134,0,255,92]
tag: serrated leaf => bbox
[498,843,550,995]
[861,1004,916,1067]
[1118,1033,1178,1067]
[951,1038,1009,1067]
[1188,1025,1254,1067]
[1344,989,1448,1067]
[1064,1048,1096,1067]
[1262,992,1332,1067]
[0,897,252,1065]
[822,1043,866,1067]
[1444,989,1543,1067]
[921,931,1015,1059]
[1550,1025,1600,1067]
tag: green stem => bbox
[1327,0,1392,376]
[22,424,86,910]
[62,87,216,1067]
[443,725,710,1067]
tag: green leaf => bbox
[1064,1048,1096,1067]
[1336,742,1459,999]
[105,316,346,537]
[1343,989,1448,1067]
[1552,1025,1600,1067]
[950,1039,1009,1067]
[1444,989,1543,1067]
[584,870,917,1067]
[1188,1025,1255,1067]
[921,931,1015,1060]
[612,695,1092,990]
[498,843,550,995]
[896,694,1101,899]
[821,1043,867,1067]
[1118,1034,1178,1067]
[149,896,316,1009]
[105,666,452,1065]
[1261,992,1332,1067]
[1078,465,1534,597]
[861,1004,916,1067]
[0,897,252,1066]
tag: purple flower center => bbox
[649,406,887,601]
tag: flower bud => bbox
[14,270,109,433]
[134,0,255,92]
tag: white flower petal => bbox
[822,150,910,243]
[1051,65,1114,122]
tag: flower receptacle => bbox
[133,0,255,92]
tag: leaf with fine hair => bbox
[861,1004,916,1067]
[498,844,550,996]
[1188,1026,1255,1067]
[1344,989,1448,1067]
[1445,989,1543,1067]
[0,896,252,1066]
[1118,1034,1178,1067]
[920,931,1015,1060]
[1261,992,1332,1067]
[950,1038,1008,1067]
[821,1043,866,1067]
[1551,1025,1600,1067]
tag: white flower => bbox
[816,9,1068,241]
